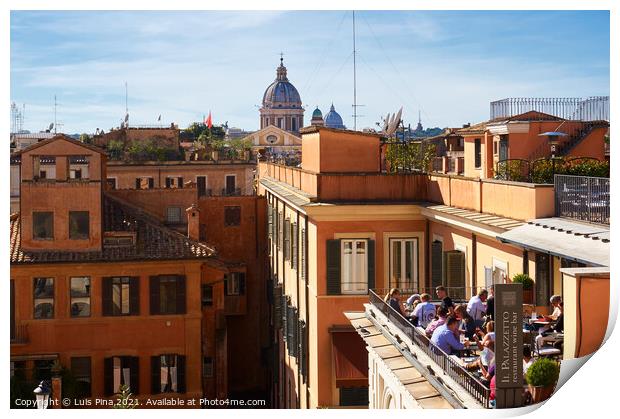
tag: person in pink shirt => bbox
[425,306,449,337]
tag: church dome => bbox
[324,104,346,129]
[312,107,323,119]
[262,58,302,109]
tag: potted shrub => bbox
[512,273,534,304]
[525,358,560,403]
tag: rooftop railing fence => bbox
[369,290,491,408]
[555,174,610,225]
[490,97,609,122]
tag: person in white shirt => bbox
[466,289,488,323]
[412,293,436,328]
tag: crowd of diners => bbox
[384,286,564,407]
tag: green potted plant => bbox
[525,358,560,403]
[512,273,534,304]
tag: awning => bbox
[332,331,368,388]
[497,218,609,267]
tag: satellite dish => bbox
[385,107,403,137]
[383,113,391,132]
[48,123,54,131]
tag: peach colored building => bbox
[257,125,609,408]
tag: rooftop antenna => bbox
[124,82,129,128]
[54,95,57,134]
[351,11,365,131]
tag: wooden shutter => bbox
[177,355,186,393]
[135,178,140,189]
[284,219,291,261]
[176,276,186,314]
[293,309,299,358]
[267,206,273,238]
[151,356,161,394]
[277,212,283,250]
[444,251,465,300]
[102,277,113,316]
[299,320,308,382]
[300,228,306,282]
[223,275,228,296]
[165,177,171,188]
[273,286,283,329]
[148,178,154,189]
[282,296,289,341]
[367,240,375,291]
[292,223,298,271]
[103,357,113,396]
[238,273,246,296]
[129,277,140,315]
[178,177,184,189]
[431,241,443,289]
[197,176,206,197]
[286,306,295,355]
[149,276,160,315]
[128,356,140,394]
[326,239,341,295]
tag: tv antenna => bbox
[53,95,63,134]
[351,11,365,130]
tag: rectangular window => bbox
[226,272,245,296]
[225,175,236,195]
[69,211,89,239]
[33,211,54,240]
[103,277,139,316]
[224,206,241,226]
[33,278,54,319]
[70,168,82,179]
[71,357,92,397]
[202,357,214,378]
[197,176,207,197]
[136,177,154,189]
[166,207,182,224]
[153,354,184,393]
[341,240,368,294]
[389,238,419,291]
[474,138,482,168]
[150,275,186,315]
[165,177,184,189]
[106,356,139,395]
[107,178,117,190]
[201,284,213,306]
[70,277,90,317]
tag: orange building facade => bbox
[10,135,269,406]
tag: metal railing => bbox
[369,290,490,408]
[221,187,242,196]
[11,324,29,344]
[555,174,610,225]
[490,97,609,121]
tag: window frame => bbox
[111,277,132,316]
[70,357,92,398]
[69,211,90,240]
[166,207,183,224]
[70,276,91,318]
[340,239,369,295]
[389,238,419,291]
[474,138,482,169]
[224,206,241,227]
[32,211,54,240]
[33,277,54,319]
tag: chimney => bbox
[186,204,201,241]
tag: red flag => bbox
[205,111,212,129]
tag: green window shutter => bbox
[151,356,161,394]
[444,250,466,300]
[278,212,284,250]
[273,286,283,329]
[367,240,376,291]
[292,223,298,271]
[284,219,291,261]
[431,241,443,289]
[300,228,306,282]
[282,296,289,341]
[149,276,160,315]
[267,206,273,238]
[326,239,341,295]
[299,320,308,382]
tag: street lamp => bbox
[33,380,51,409]
[539,131,568,183]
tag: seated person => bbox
[405,293,421,311]
[455,304,477,339]
[436,286,455,316]
[543,295,562,322]
[430,316,473,355]
[384,288,405,317]
[425,306,449,338]
[467,289,488,325]
[411,293,436,328]
[536,302,564,349]
[523,345,533,374]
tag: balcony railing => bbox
[490,97,609,121]
[368,290,490,408]
[221,188,241,196]
[555,174,610,225]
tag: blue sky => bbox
[10,10,610,134]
